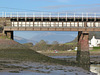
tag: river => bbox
[0,56,99,75]
[50,56,100,75]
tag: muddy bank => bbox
[0,60,97,75]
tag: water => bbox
[50,56,100,75]
[49,56,100,59]
[0,56,99,75]
[0,65,97,75]
[90,64,100,75]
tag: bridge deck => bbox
[1,12,100,31]
[4,27,100,31]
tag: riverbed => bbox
[0,61,97,75]
[50,56,100,75]
[0,55,99,75]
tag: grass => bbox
[65,42,77,45]
[0,48,77,66]
[90,49,100,52]
[0,36,9,39]
[0,33,10,39]
[90,47,100,52]
[41,49,100,56]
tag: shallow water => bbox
[0,56,99,75]
[90,64,100,75]
[49,56,100,59]
[50,56,100,75]
[0,65,98,75]
[0,67,96,75]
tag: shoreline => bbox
[42,52,100,64]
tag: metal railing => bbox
[0,12,100,18]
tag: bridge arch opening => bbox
[13,31,78,44]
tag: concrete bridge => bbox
[1,12,100,65]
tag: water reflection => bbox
[77,51,90,71]
[90,64,100,75]
[0,65,98,75]
[0,56,99,75]
[50,56,99,75]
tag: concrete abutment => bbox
[4,31,13,40]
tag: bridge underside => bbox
[0,16,94,66]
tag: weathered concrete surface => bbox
[4,31,13,40]
[77,31,90,65]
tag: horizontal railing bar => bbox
[1,12,100,18]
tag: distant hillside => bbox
[14,36,37,45]
[69,32,100,43]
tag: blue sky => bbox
[1,0,100,43]
[0,0,100,12]
[14,31,78,44]
[14,31,78,39]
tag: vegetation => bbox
[32,40,77,51]
[0,48,76,66]
[90,47,100,52]
[0,35,10,39]
[65,42,77,45]
[93,47,100,50]
[23,43,33,47]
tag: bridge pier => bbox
[77,31,90,65]
[5,31,13,40]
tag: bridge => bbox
[0,12,100,65]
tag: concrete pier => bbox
[77,31,90,65]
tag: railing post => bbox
[5,12,6,18]
[49,13,51,27]
[41,12,43,21]
[82,13,83,21]
[10,12,12,18]
[74,13,75,21]
[94,13,96,21]
[49,12,51,21]
[58,12,59,21]
[17,12,19,27]
[25,12,27,21]
[66,12,67,21]
[86,13,88,21]
[17,12,18,21]
[2,12,4,18]
[33,12,34,27]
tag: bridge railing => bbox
[0,12,100,18]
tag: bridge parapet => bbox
[0,12,99,17]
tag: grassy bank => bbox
[0,49,77,66]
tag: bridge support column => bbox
[77,31,90,65]
[5,31,13,40]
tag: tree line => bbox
[31,40,77,51]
